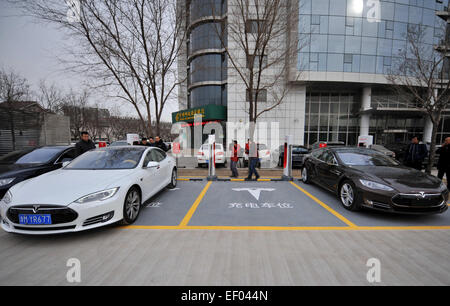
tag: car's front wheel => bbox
[301,166,312,184]
[121,187,141,225]
[339,180,361,211]
[168,168,177,189]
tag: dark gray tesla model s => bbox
[301,147,449,214]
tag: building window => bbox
[245,20,266,33]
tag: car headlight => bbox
[74,188,120,204]
[360,179,394,191]
[0,178,15,187]
[2,190,12,205]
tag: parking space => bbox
[129,180,450,230]
[135,181,207,226]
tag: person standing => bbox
[437,137,450,190]
[404,136,428,171]
[245,139,260,181]
[75,131,96,157]
[149,137,156,147]
[230,140,240,178]
[155,136,168,152]
[140,138,150,146]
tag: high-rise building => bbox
[174,0,450,148]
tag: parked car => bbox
[301,147,448,215]
[311,141,345,149]
[0,146,77,199]
[276,145,310,168]
[0,146,177,235]
[110,140,130,147]
[197,143,226,168]
[369,145,396,159]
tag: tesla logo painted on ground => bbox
[232,188,275,201]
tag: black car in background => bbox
[277,145,310,168]
[301,147,448,215]
[0,146,77,198]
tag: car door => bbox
[153,148,172,184]
[317,150,342,191]
[140,150,163,200]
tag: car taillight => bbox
[198,151,204,156]
[319,143,327,148]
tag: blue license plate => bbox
[19,214,52,225]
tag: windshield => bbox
[66,149,144,170]
[13,148,63,164]
[336,151,399,166]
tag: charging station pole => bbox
[207,135,218,181]
[281,135,294,181]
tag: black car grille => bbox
[7,205,78,225]
[392,194,445,208]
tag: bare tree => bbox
[210,0,304,138]
[14,0,185,136]
[38,80,65,113]
[387,24,450,174]
[0,68,31,150]
[59,89,90,141]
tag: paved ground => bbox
[0,180,449,285]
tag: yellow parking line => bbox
[179,181,212,227]
[122,225,450,231]
[290,181,358,228]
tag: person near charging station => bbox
[230,140,241,178]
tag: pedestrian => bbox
[245,139,260,181]
[75,131,96,157]
[149,137,156,147]
[155,136,168,152]
[404,136,428,171]
[437,137,450,190]
[140,138,150,146]
[230,140,240,178]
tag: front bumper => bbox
[358,187,449,215]
[0,194,125,235]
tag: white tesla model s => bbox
[0,146,177,235]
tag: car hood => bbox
[8,169,134,206]
[349,166,443,193]
[0,163,46,179]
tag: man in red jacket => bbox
[230,140,240,178]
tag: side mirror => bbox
[145,161,160,169]
[62,161,71,168]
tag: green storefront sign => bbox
[172,105,227,124]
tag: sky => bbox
[0,1,178,122]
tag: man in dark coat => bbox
[155,136,168,152]
[404,136,428,171]
[75,131,96,157]
[437,137,450,190]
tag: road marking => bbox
[290,181,358,228]
[179,181,212,227]
[122,225,450,231]
[232,188,276,201]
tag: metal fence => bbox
[0,107,71,156]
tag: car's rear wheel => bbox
[301,166,312,184]
[168,168,177,189]
[121,187,141,225]
[339,180,360,211]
